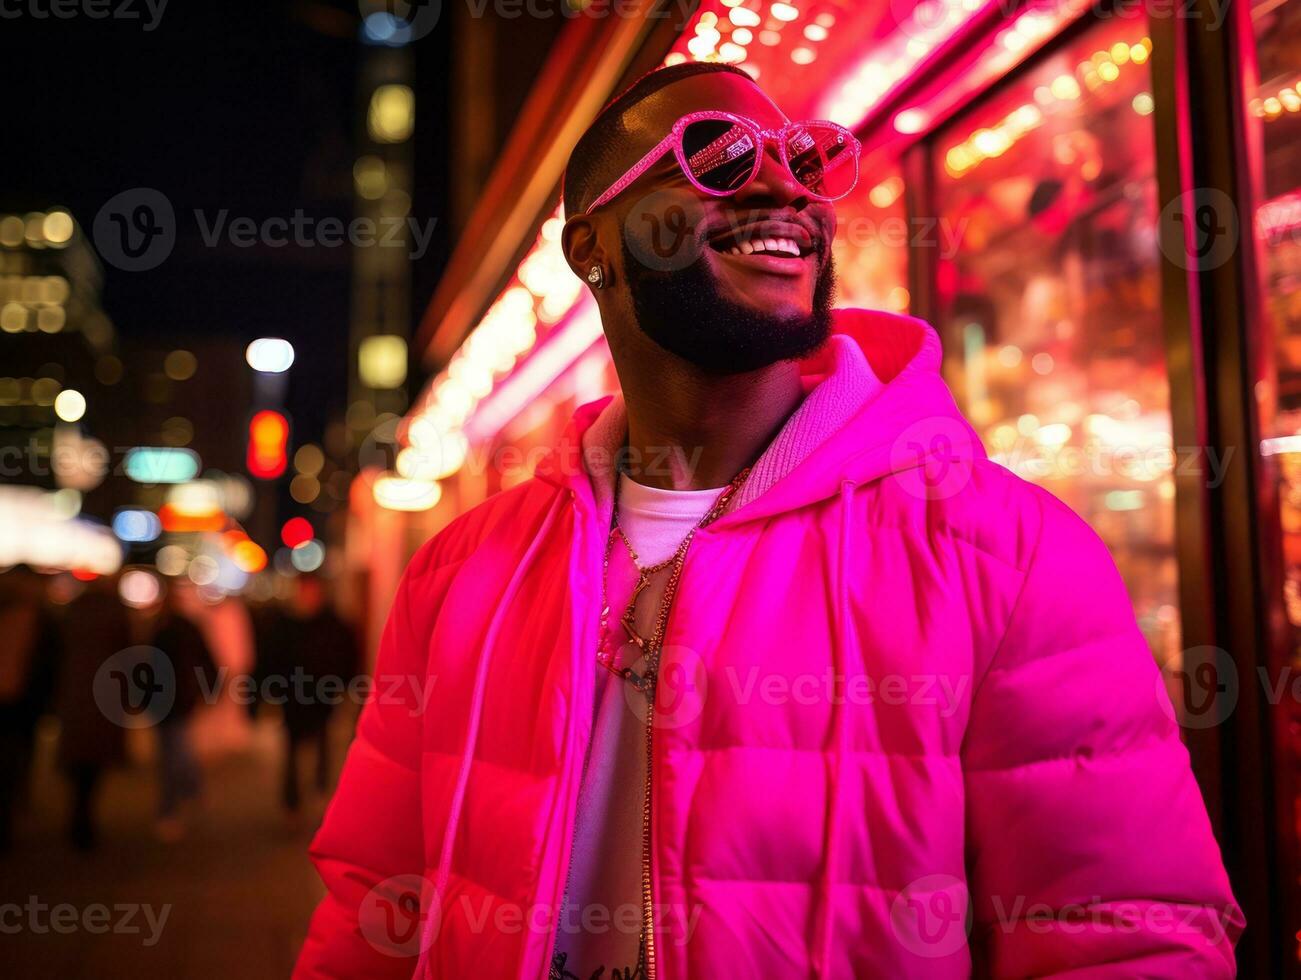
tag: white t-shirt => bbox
[615,473,727,565]
[550,474,726,980]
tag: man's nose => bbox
[732,140,810,211]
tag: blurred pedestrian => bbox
[139,582,217,842]
[267,574,358,823]
[0,566,62,852]
[174,581,255,755]
[54,574,130,851]
[248,592,290,721]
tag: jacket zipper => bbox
[544,511,598,980]
[547,724,593,978]
[640,701,657,980]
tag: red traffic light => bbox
[247,410,289,480]
[281,516,314,549]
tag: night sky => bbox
[1,0,455,451]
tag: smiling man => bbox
[295,63,1241,979]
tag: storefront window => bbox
[1246,0,1301,962]
[831,167,911,313]
[932,15,1178,659]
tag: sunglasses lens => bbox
[785,123,857,199]
[682,118,757,193]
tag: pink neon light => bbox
[463,296,605,444]
[1258,191,1301,243]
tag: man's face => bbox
[584,71,839,373]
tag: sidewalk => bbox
[0,712,343,979]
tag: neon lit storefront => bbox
[351,0,1301,971]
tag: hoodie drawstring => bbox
[814,480,857,978]
[414,489,569,978]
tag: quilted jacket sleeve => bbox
[962,484,1243,977]
[294,537,448,979]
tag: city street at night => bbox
[0,713,341,978]
[2,0,1299,976]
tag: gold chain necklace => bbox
[595,466,749,702]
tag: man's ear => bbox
[562,214,610,288]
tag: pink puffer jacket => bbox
[296,310,1241,978]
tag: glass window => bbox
[1245,0,1301,963]
[932,15,1178,660]
[831,168,911,313]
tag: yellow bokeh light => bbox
[354,155,388,199]
[294,443,325,477]
[290,475,321,505]
[728,5,759,26]
[1050,74,1081,100]
[869,176,905,208]
[359,334,409,390]
[368,85,414,144]
[164,349,197,381]
[54,388,86,422]
[373,474,442,512]
[42,210,74,245]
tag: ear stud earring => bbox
[587,266,605,288]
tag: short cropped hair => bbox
[561,62,754,217]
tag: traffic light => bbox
[247,410,289,480]
[281,516,313,548]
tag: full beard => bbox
[621,238,836,374]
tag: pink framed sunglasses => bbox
[583,110,861,214]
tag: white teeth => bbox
[743,236,801,257]
[720,235,804,257]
